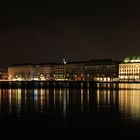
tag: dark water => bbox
[1,83,140,139]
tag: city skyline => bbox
[1,1,140,138]
[1,56,138,82]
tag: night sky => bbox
[0,1,140,68]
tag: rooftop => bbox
[123,56,140,63]
[85,59,119,65]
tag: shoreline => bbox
[0,81,139,89]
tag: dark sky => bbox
[0,0,140,68]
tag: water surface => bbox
[0,84,140,138]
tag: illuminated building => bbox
[8,64,54,81]
[2,71,8,80]
[8,65,38,81]
[119,56,140,81]
[85,59,119,81]
[53,62,85,81]
[8,62,85,81]
[37,64,54,80]
[7,59,120,81]
[65,62,85,81]
[53,64,65,81]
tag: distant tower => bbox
[63,58,67,65]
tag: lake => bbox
[0,83,140,139]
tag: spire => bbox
[63,58,67,65]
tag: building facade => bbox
[53,62,85,81]
[119,56,140,81]
[8,64,54,81]
[37,65,54,80]
[8,65,37,81]
[85,59,119,81]
[7,59,120,81]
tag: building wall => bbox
[38,65,54,80]
[53,65,65,80]
[52,63,85,81]
[8,65,54,81]
[65,63,85,81]
[8,65,37,81]
[119,63,140,81]
[85,64,119,81]
[7,60,119,81]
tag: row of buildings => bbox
[1,56,140,82]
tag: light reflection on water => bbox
[0,84,140,122]
[119,89,140,120]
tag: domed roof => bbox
[123,56,140,63]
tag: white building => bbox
[119,56,140,81]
